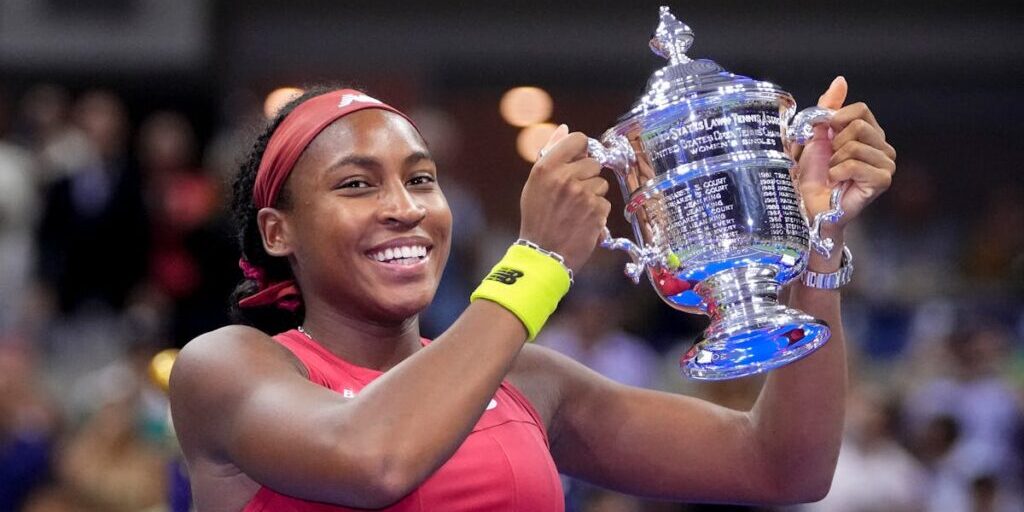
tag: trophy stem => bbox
[695,265,782,326]
[681,264,831,380]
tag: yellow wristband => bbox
[470,244,572,341]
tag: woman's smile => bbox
[364,236,435,277]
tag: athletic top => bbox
[243,329,565,512]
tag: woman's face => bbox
[272,109,452,324]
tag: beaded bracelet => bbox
[513,238,574,285]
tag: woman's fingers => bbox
[830,102,881,134]
[566,156,603,181]
[829,140,896,173]
[831,118,896,162]
[579,175,610,197]
[829,160,893,193]
[521,127,613,271]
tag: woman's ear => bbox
[257,207,293,257]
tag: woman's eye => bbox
[408,175,436,186]
[337,179,371,189]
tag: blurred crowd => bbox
[0,82,1021,512]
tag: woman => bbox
[169,78,896,511]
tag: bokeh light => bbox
[263,87,304,119]
[516,122,557,163]
[500,86,553,127]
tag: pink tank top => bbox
[243,329,564,511]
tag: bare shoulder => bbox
[171,325,305,391]
[169,325,306,458]
[508,343,617,442]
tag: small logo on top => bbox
[338,93,383,108]
[486,267,524,285]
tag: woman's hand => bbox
[519,125,611,272]
[790,77,897,238]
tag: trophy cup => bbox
[589,6,846,380]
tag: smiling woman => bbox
[250,97,452,330]
[168,80,895,512]
[227,86,449,333]
[169,85,605,511]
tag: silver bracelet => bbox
[514,239,574,285]
[800,245,854,289]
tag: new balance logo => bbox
[486,267,524,285]
[338,93,383,108]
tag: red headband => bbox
[253,89,417,209]
[240,89,417,312]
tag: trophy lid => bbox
[624,7,787,124]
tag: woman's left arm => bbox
[749,75,895,501]
[538,77,895,505]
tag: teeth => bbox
[371,245,428,263]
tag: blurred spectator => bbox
[855,163,961,304]
[0,340,61,512]
[55,312,172,511]
[848,164,963,357]
[0,87,39,334]
[962,185,1024,297]
[13,84,94,189]
[798,384,927,512]
[34,89,151,418]
[138,110,235,345]
[58,396,168,512]
[67,307,171,435]
[37,89,149,314]
[904,325,1024,511]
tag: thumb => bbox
[807,76,848,145]
[541,124,569,154]
[818,76,848,110]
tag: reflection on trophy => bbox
[589,6,846,380]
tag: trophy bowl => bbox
[589,7,844,380]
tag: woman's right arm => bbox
[169,131,610,509]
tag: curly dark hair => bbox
[228,85,345,334]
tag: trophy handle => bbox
[586,135,635,177]
[807,184,847,258]
[785,106,846,259]
[785,106,834,145]
[585,135,653,283]
[600,227,658,284]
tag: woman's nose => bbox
[378,183,427,227]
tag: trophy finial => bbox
[649,6,694,64]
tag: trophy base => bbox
[678,264,831,380]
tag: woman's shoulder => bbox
[169,326,311,458]
[178,324,296,363]
[170,325,307,399]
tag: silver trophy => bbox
[589,7,845,380]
